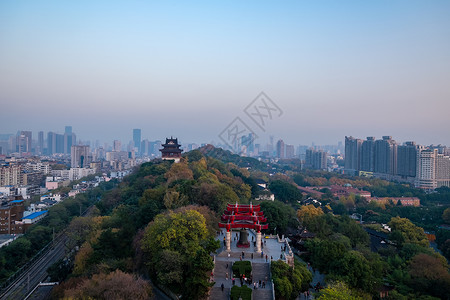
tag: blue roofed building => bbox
[22,210,48,225]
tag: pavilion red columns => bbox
[226,224,231,251]
[256,231,262,253]
[256,224,262,253]
[218,202,268,253]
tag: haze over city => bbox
[1,1,449,146]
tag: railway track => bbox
[0,235,67,300]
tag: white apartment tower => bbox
[416,149,450,189]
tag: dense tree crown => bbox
[388,216,429,247]
[141,209,219,299]
[269,180,303,204]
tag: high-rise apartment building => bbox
[37,131,44,155]
[436,152,450,188]
[305,148,327,170]
[133,129,141,154]
[397,142,418,177]
[344,136,363,172]
[285,144,295,159]
[64,132,76,154]
[71,145,92,168]
[113,140,122,152]
[346,135,450,190]
[276,139,285,159]
[47,132,56,155]
[416,149,450,190]
[16,131,32,154]
[374,136,397,175]
[47,132,64,155]
[360,137,375,172]
[416,149,438,190]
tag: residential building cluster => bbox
[345,136,450,190]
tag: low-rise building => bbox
[329,185,371,198]
[369,197,420,207]
[22,210,48,225]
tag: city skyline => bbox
[2,125,450,158]
[1,1,450,146]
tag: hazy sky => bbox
[1,1,449,147]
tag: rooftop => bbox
[22,210,48,220]
[10,200,24,204]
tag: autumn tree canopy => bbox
[141,209,219,299]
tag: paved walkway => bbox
[209,229,292,300]
[295,256,326,300]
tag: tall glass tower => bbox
[133,129,141,154]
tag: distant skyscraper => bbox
[345,136,363,172]
[113,140,122,152]
[133,129,141,154]
[415,148,450,190]
[64,131,76,154]
[141,139,150,156]
[16,131,32,154]
[56,133,64,153]
[71,145,91,168]
[38,131,44,155]
[65,126,72,134]
[305,148,327,170]
[276,139,285,159]
[397,142,418,177]
[47,132,56,155]
[374,136,397,175]
[360,137,376,172]
[285,144,295,159]
[47,132,65,155]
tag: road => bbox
[0,235,67,300]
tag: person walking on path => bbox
[221,283,224,292]
[226,272,228,280]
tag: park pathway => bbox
[251,262,272,300]
[209,229,280,300]
[295,256,326,300]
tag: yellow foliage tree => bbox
[297,205,324,227]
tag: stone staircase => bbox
[209,286,229,300]
[251,262,273,300]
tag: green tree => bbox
[305,238,347,273]
[442,207,450,224]
[388,217,429,247]
[165,161,194,186]
[271,260,312,300]
[260,201,298,234]
[141,209,219,299]
[317,281,367,300]
[269,180,303,204]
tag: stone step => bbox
[251,262,270,281]
[214,260,232,279]
[209,286,229,300]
